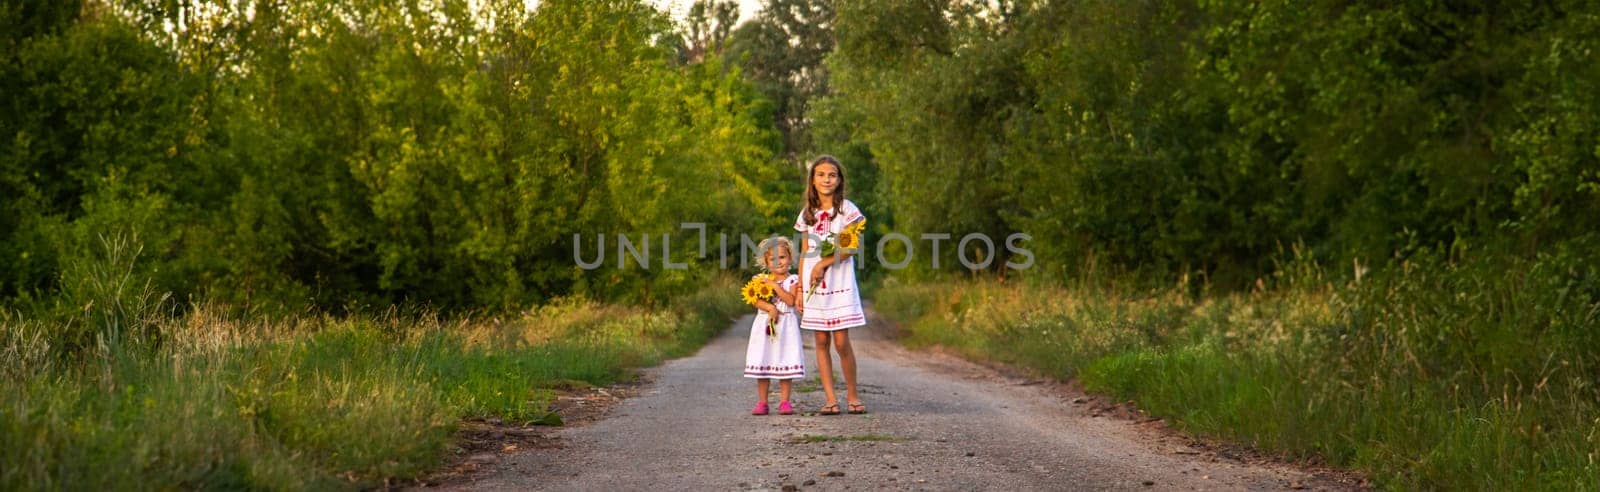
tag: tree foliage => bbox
[827,0,1600,282]
[2,0,780,310]
[727,0,835,158]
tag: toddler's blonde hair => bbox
[755,236,795,272]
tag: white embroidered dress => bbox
[794,199,867,332]
[744,274,805,379]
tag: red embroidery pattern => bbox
[806,285,851,296]
[801,313,866,329]
[813,210,834,234]
[745,363,805,377]
[797,202,863,234]
[746,364,804,372]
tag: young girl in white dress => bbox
[743,237,805,415]
[794,155,868,415]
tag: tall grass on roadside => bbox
[876,251,1600,490]
[0,267,744,489]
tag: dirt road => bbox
[440,311,1355,491]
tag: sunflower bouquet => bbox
[816,218,866,259]
[807,219,866,302]
[740,274,779,338]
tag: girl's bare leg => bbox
[779,379,792,403]
[814,331,839,409]
[757,378,771,405]
[832,329,862,407]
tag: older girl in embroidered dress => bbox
[794,155,868,415]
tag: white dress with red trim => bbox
[794,199,867,332]
[744,274,805,379]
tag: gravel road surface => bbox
[440,311,1357,491]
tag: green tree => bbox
[678,0,742,64]
[3,0,782,311]
[728,0,835,158]
[825,0,1600,282]
[1,1,210,303]
[826,0,1023,273]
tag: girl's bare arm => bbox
[818,250,855,268]
[753,299,780,317]
[771,281,798,306]
[812,243,858,280]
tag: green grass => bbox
[874,254,1600,490]
[794,378,823,393]
[793,375,847,394]
[0,278,744,490]
[793,434,907,443]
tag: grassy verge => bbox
[0,278,743,490]
[875,255,1599,490]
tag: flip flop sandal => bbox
[818,403,840,416]
[847,402,868,414]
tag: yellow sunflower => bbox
[740,276,765,306]
[754,278,776,300]
[838,230,860,250]
[838,219,866,251]
[845,218,867,235]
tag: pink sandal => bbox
[752,402,770,415]
[778,401,795,415]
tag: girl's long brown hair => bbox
[803,154,846,226]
